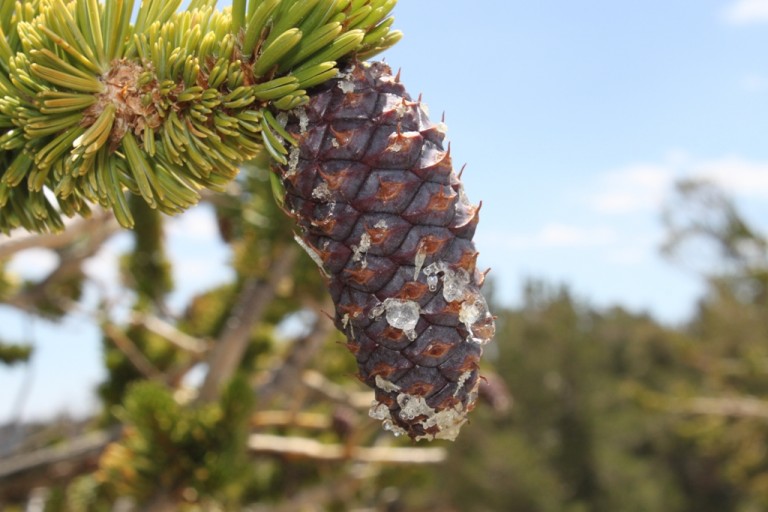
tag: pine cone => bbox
[274,61,494,441]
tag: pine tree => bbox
[0,0,494,441]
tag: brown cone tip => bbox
[274,60,495,441]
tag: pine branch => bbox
[2,215,118,314]
[0,426,443,502]
[0,0,401,234]
[198,244,299,402]
[129,311,209,356]
[301,369,375,410]
[102,322,166,382]
[247,433,447,464]
[251,410,332,430]
[0,428,120,501]
[256,298,335,404]
[683,396,768,420]
[0,210,117,260]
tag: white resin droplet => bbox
[398,394,429,421]
[296,107,309,134]
[370,399,408,437]
[459,300,480,332]
[413,243,427,280]
[369,401,391,421]
[453,370,473,397]
[382,419,405,437]
[459,294,494,345]
[382,298,420,333]
[394,393,468,441]
[375,375,401,393]
[311,182,333,202]
[337,79,355,93]
[352,232,371,266]
[442,267,470,303]
[286,146,300,177]
[369,302,386,319]
[421,261,471,302]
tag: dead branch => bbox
[198,244,299,402]
[129,311,209,355]
[248,433,446,464]
[256,301,335,404]
[251,411,331,430]
[301,369,374,410]
[0,210,119,261]
[3,214,118,313]
[0,428,119,502]
[102,323,165,382]
[684,396,768,420]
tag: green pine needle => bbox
[0,0,402,234]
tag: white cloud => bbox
[589,164,676,214]
[696,157,768,197]
[722,0,768,24]
[536,224,616,247]
[481,223,616,251]
[589,155,768,216]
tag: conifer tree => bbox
[0,0,495,441]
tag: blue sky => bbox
[3,0,768,423]
[387,0,768,322]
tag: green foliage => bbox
[379,182,768,512]
[123,193,173,308]
[212,160,328,305]
[98,375,254,506]
[0,0,402,233]
[0,341,32,365]
[0,261,18,298]
[22,266,86,319]
[180,283,274,372]
[2,1,766,503]
[98,323,187,414]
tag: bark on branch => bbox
[301,369,374,410]
[103,323,165,382]
[0,211,119,261]
[256,300,335,404]
[684,396,768,420]
[2,214,119,313]
[129,311,209,355]
[0,428,120,502]
[198,244,299,402]
[248,433,446,463]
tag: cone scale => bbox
[274,61,495,441]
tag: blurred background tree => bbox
[4,159,768,512]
